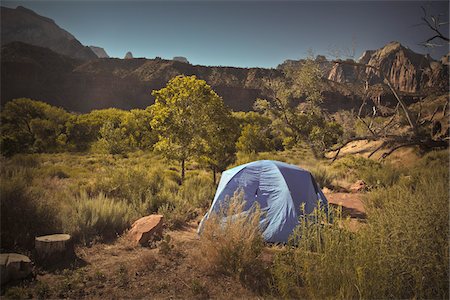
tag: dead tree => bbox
[327,60,448,161]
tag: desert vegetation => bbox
[1,63,448,299]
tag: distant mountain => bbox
[1,42,283,112]
[2,40,448,113]
[89,46,109,58]
[1,6,97,60]
[326,42,448,94]
[1,6,447,113]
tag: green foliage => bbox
[332,156,400,188]
[0,166,63,249]
[1,98,70,155]
[68,192,134,244]
[236,124,273,153]
[94,121,130,154]
[151,75,238,181]
[253,56,345,156]
[121,108,158,150]
[272,155,449,299]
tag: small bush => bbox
[198,190,264,277]
[332,155,400,188]
[67,192,134,244]
[309,165,335,188]
[0,170,62,249]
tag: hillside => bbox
[1,6,97,60]
[1,6,448,113]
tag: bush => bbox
[0,169,62,249]
[67,191,134,244]
[271,155,449,299]
[332,155,400,188]
[198,190,264,277]
[309,165,335,188]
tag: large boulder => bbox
[0,253,32,285]
[127,215,164,246]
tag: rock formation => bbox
[89,46,109,58]
[127,215,164,246]
[1,6,97,60]
[173,56,189,64]
[124,51,134,59]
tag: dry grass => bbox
[198,190,264,276]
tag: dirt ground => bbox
[3,192,365,299]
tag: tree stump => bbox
[35,234,74,264]
[0,253,32,285]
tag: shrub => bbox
[198,190,264,277]
[67,192,134,244]
[0,169,62,249]
[271,155,449,299]
[332,155,400,188]
[309,165,335,188]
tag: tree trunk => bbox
[181,159,185,184]
[35,234,74,265]
[212,166,217,185]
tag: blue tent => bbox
[198,160,328,243]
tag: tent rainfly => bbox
[198,160,328,243]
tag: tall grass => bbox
[332,155,400,188]
[271,152,449,299]
[67,192,135,244]
[198,190,264,277]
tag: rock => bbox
[172,56,189,64]
[1,6,97,60]
[127,215,164,246]
[322,187,332,194]
[35,234,74,264]
[0,253,32,285]
[349,180,367,193]
[89,46,109,58]
[124,51,134,59]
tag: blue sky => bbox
[2,1,449,68]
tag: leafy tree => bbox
[121,108,157,150]
[1,98,70,155]
[201,102,239,184]
[96,121,129,154]
[66,108,128,151]
[236,124,273,153]
[151,75,235,182]
[255,57,343,156]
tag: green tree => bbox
[255,57,342,156]
[151,75,233,183]
[236,124,273,154]
[201,103,239,184]
[121,108,157,150]
[1,98,70,155]
[66,108,128,151]
[95,121,129,155]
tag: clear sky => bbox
[2,0,449,68]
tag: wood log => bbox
[0,253,32,285]
[35,234,74,264]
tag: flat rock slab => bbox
[0,253,32,285]
[127,215,164,246]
